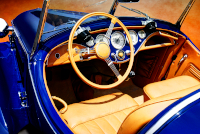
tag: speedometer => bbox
[126,30,138,45]
[111,31,125,49]
[95,34,110,45]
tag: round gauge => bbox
[111,31,125,49]
[138,30,146,39]
[86,37,94,47]
[126,30,138,45]
[95,34,110,45]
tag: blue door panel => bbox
[0,42,29,133]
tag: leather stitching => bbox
[72,106,138,129]
[82,123,92,134]
[93,119,107,134]
[103,116,117,132]
[121,110,127,116]
[113,113,122,123]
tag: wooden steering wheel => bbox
[68,12,134,89]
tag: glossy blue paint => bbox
[0,106,8,134]
[139,89,200,134]
[158,98,200,134]
[0,42,29,133]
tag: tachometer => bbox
[126,30,138,45]
[95,34,110,45]
[111,31,125,49]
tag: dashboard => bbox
[46,26,183,67]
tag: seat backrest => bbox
[117,84,200,134]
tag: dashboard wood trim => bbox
[139,31,175,51]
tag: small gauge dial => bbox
[95,34,110,45]
[111,31,125,49]
[86,37,94,47]
[126,30,138,45]
[138,30,146,39]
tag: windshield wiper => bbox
[85,0,107,8]
[120,5,150,19]
[120,5,157,31]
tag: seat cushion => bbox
[61,92,139,134]
[118,83,200,134]
[144,75,200,100]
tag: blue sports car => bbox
[0,0,200,133]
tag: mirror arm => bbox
[108,0,140,15]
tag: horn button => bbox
[95,42,110,59]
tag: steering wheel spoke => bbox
[105,22,115,40]
[105,57,120,78]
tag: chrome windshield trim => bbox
[31,0,50,58]
[176,0,195,28]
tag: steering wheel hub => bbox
[95,42,110,59]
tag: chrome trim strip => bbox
[28,59,56,134]
[12,23,29,56]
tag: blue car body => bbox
[0,0,200,133]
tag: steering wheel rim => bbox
[68,12,134,89]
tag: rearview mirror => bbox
[0,18,9,38]
[118,0,139,3]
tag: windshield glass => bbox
[39,0,191,35]
[48,0,189,24]
[49,0,113,13]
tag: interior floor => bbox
[46,59,143,109]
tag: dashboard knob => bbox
[116,50,125,60]
[125,50,131,56]
[111,53,116,58]
[118,52,124,57]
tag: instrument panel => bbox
[85,29,145,50]
[84,29,148,63]
[46,27,179,67]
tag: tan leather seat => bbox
[60,76,200,134]
[144,75,200,100]
[62,92,139,134]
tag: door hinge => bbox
[18,91,28,107]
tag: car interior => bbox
[42,15,200,133]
